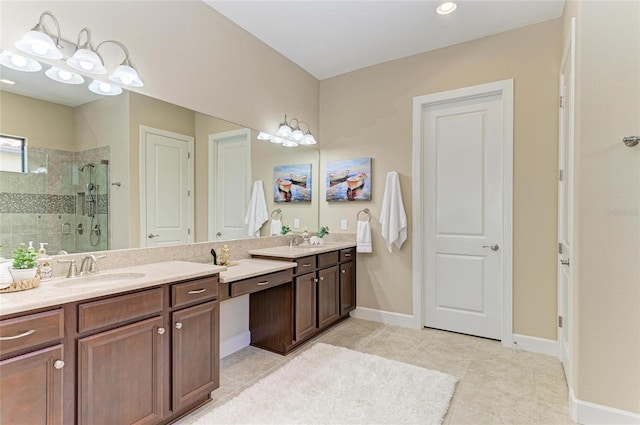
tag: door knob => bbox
[216,232,222,237]
[482,244,500,251]
[148,233,159,239]
[560,259,570,266]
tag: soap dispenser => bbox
[301,227,310,244]
[36,243,52,281]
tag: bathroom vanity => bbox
[0,261,224,425]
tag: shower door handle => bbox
[148,233,159,239]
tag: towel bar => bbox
[271,208,282,219]
[357,208,371,222]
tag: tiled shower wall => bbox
[0,146,109,258]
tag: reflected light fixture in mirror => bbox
[257,115,317,147]
[12,10,143,95]
[0,50,42,72]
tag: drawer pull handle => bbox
[175,322,183,330]
[257,281,270,286]
[344,253,351,257]
[54,360,65,370]
[157,327,165,335]
[188,288,206,294]
[302,264,311,267]
[0,329,35,341]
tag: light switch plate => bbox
[341,219,347,230]
[293,218,300,229]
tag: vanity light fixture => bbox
[436,1,458,15]
[88,79,123,96]
[0,78,16,85]
[45,66,84,84]
[12,10,143,91]
[0,51,42,72]
[275,115,317,145]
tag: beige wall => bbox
[320,19,562,339]
[0,91,75,151]
[128,92,196,248]
[565,0,640,414]
[0,1,319,137]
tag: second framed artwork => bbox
[326,157,372,201]
[274,163,312,203]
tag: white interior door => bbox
[558,18,575,383]
[140,126,194,247]
[208,129,251,241]
[421,81,513,341]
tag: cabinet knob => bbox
[314,278,318,283]
[320,276,324,281]
[341,269,346,274]
[54,360,65,369]
[175,322,183,330]
[157,327,165,335]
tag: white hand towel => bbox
[356,220,372,253]
[270,219,283,236]
[380,171,407,253]
[244,181,268,238]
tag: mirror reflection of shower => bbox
[79,162,102,247]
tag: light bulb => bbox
[80,60,95,71]
[11,55,28,67]
[99,82,112,92]
[31,43,48,56]
[436,1,457,15]
[58,70,72,81]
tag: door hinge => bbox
[558,242,563,254]
[188,152,191,159]
[558,316,564,328]
[187,190,191,197]
[188,228,191,235]
[559,169,564,182]
[559,95,564,108]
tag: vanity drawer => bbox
[172,275,219,308]
[79,288,163,333]
[318,251,339,269]
[230,269,293,297]
[340,248,355,262]
[0,309,64,356]
[294,256,316,275]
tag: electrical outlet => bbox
[293,218,300,229]
[341,219,347,230]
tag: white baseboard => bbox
[569,387,640,425]
[350,307,418,329]
[220,330,250,359]
[512,333,558,357]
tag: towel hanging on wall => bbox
[380,171,407,253]
[357,220,372,253]
[245,180,268,238]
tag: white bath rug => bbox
[188,342,457,425]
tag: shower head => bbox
[80,163,95,172]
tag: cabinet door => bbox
[78,317,164,425]
[317,266,340,329]
[340,261,356,316]
[295,272,317,341]
[172,301,219,411]
[0,344,64,425]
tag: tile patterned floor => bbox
[178,318,575,425]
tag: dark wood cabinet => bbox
[172,301,219,412]
[77,316,164,425]
[0,344,64,425]
[340,260,356,316]
[317,266,340,329]
[294,273,317,341]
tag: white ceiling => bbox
[205,0,565,80]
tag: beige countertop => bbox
[0,261,226,317]
[218,258,296,283]
[248,241,356,259]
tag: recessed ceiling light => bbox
[0,78,16,85]
[436,1,458,15]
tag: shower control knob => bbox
[148,233,159,239]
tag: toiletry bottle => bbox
[36,243,52,281]
[220,245,230,266]
[302,227,310,244]
[27,241,35,253]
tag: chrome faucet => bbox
[289,234,305,247]
[79,255,105,276]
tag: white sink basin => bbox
[53,272,146,288]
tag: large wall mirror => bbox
[0,61,319,258]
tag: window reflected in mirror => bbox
[0,134,27,173]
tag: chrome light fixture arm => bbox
[34,10,63,49]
